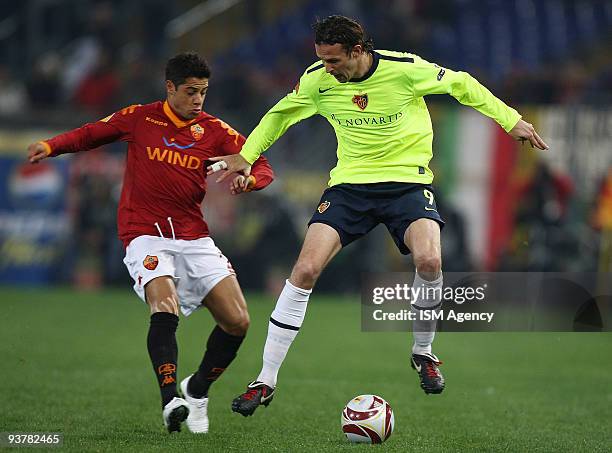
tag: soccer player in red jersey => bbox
[27,52,274,434]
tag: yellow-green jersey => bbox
[240,50,521,186]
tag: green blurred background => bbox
[1,288,611,451]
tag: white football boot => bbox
[162,397,189,433]
[180,374,209,433]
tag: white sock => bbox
[411,272,443,355]
[257,280,311,387]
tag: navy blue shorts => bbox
[308,182,444,255]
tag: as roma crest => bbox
[352,93,368,110]
[158,363,176,375]
[190,124,204,140]
[317,201,331,213]
[143,255,159,271]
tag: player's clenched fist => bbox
[230,175,256,195]
[27,142,51,164]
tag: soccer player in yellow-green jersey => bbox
[209,15,548,415]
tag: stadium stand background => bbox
[0,0,610,292]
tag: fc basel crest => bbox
[317,201,331,213]
[352,93,368,110]
[190,123,204,140]
[143,255,159,271]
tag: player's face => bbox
[315,43,361,83]
[166,77,209,119]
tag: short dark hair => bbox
[312,15,374,54]
[165,52,211,87]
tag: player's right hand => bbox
[230,175,256,195]
[207,154,251,183]
[27,142,50,164]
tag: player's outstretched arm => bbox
[208,69,316,183]
[508,119,549,150]
[27,142,51,164]
[26,106,137,164]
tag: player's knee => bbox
[413,253,442,277]
[291,260,322,288]
[149,295,179,315]
[220,310,250,336]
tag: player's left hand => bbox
[27,142,50,164]
[230,175,256,195]
[207,154,251,183]
[509,119,549,150]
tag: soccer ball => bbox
[341,394,394,444]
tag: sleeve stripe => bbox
[39,141,52,156]
[378,54,414,63]
[306,63,324,74]
[245,175,256,192]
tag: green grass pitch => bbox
[1,287,610,452]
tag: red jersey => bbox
[43,101,274,247]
